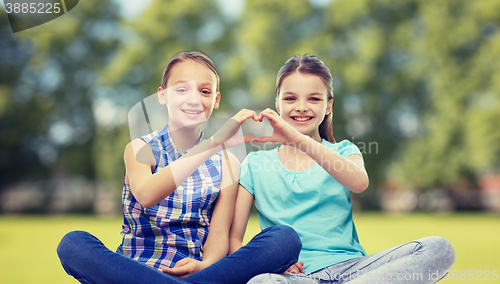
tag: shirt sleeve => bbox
[239,152,255,196]
[338,140,363,158]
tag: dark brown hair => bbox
[160,51,220,92]
[276,54,335,143]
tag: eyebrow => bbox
[172,80,213,88]
[308,92,324,96]
[198,82,214,88]
[281,91,324,96]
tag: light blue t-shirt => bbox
[239,139,366,274]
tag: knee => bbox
[57,231,90,261]
[267,225,302,256]
[247,274,271,284]
[422,236,455,269]
[247,273,287,284]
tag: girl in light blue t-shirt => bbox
[229,55,455,284]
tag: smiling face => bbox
[158,59,220,129]
[276,71,333,140]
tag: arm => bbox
[125,138,219,207]
[256,108,369,193]
[125,109,259,208]
[229,178,304,273]
[228,185,255,254]
[162,150,241,277]
[296,136,368,193]
[200,150,240,265]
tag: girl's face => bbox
[158,60,220,129]
[276,71,333,139]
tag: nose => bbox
[186,89,201,106]
[295,101,308,113]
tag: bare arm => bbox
[124,138,219,207]
[200,150,240,264]
[256,108,369,193]
[125,109,260,208]
[228,184,255,254]
[296,135,369,193]
[162,151,240,278]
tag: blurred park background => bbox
[1,0,499,283]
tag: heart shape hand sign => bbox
[211,108,303,149]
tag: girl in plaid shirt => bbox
[57,51,301,284]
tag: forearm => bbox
[201,235,229,266]
[228,237,243,254]
[297,136,369,193]
[135,139,221,207]
[228,185,253,254]
[200,155,240,265]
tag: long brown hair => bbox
[276,54,335,143]
[160,51,220,92]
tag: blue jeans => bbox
[248,236,455,284]
[57,225,301,284]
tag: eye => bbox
[201,89,212,96]
[310,97,321,101]
[176,87,188,94]
[284,97,296,101]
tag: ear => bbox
[214,92,221,109]
[275,97,280,114]
[325,98,333,116]
[158,87,167,105]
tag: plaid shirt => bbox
[117,124,223,269]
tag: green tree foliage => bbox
[388,0,500,189]
[1,0,499,213]
[0,10,42,184]
[0,1,122,210]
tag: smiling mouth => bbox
[292,116,313,122]
[182,110,203,115]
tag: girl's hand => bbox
[285,261,305,274]
[161,258,209,278]
[254,108,303,145]
[211,109,260,148]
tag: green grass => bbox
[0,213,498,283]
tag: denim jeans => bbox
[57,225,301,284]
[248,236,455,284]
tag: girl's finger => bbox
[297,262,305,273]
[243,135,256,143]
[174,258,191,267]
[260,109,279,121]
[253,112,262,122]
[262,108,278,116]
[254,136,279,143]
[236,110,259,124]
[162,259,189,274]
[285,265,298,274]
[259,112,274,122]
[163,266,189,276]
[249,111,260,122]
